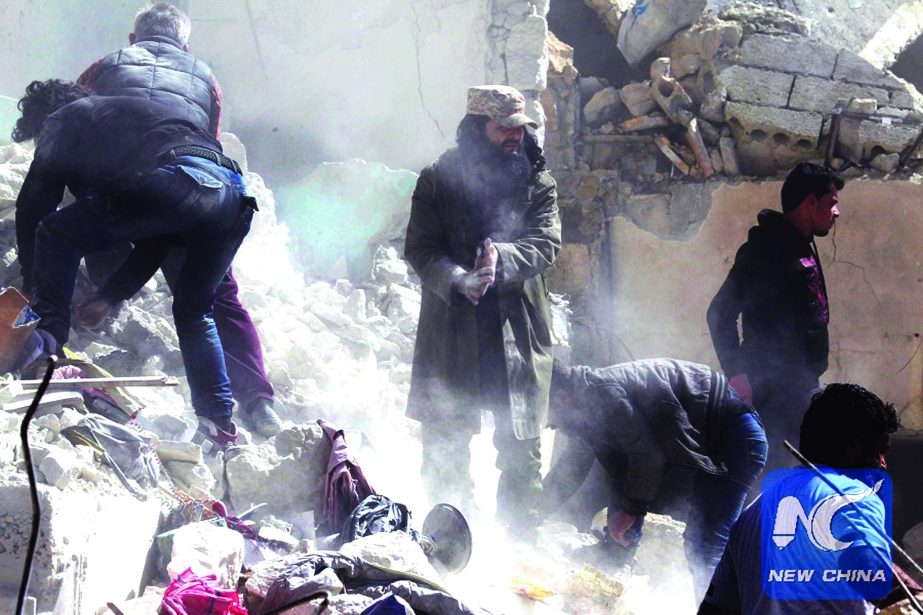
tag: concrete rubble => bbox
[0,136,431,612]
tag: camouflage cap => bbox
[466,85,537,129]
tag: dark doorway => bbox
[547,0,644,85]
[890,34,923,93]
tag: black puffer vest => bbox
[84,35,220,137]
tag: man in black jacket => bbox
[13,80,254,453]
[707,162,842,469]
[71,2,283,438]
[545,359,767,599]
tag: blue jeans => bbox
[31,157,254,419]
[684,402,767,599]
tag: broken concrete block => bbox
[583,0,633,37]
[833,50,904,89]
[789,76,889,114]
[698,119,721,145]
[837,116,920,159]
[165,461,216,498]
[672,53,702,79]
[719,137,741,175]
[725,101,824,147]
[651,74,694,124]
[582,87,621,127]
[846,98,878,115]
[620,82,656,117]
[700,87,728,123]
[155,439,202,464]
[617,0,707,67]
[167,521,244,589]
[891,89,918,110]
[870,153,900,173]
[339,531,440,582]
[717,65,793,107]
[738,34,836,78]
[225,423,327,514]
[38,448,82,489]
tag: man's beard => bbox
[460,135,532,200]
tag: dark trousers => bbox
[32,157,253,419]
[85,250,274,409]
[419,416,542,531]
[420,289,542,533]
[750,369,819,473]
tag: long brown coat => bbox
[404,148,561,439]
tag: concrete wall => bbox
[0,0,551,179]
[594,178,923,430]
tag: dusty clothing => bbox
[546,359,760,515]
[15,95,218,288]
[404,147,561,440]
[707,208,828,462]
[707,208,829,379]
[77,35,223,137]
[546,359,767,599]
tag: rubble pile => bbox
[0,136,431,612]
[545,2,923,180]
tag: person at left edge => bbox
[12,80,254,454]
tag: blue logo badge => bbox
[632,0,651,17]
[760,468,892,601]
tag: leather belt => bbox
[167,145,242,175]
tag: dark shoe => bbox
[193,416,239,455]
[243,399,283,438]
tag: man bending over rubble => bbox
[544,358,767,599]
[12,79,255,453]
[404,85,561,541]
[73,2,283,438]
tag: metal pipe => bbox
[16,355,57,615]
[783,440,923,613]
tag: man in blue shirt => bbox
[698,383,898,614]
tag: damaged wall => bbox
[0,0,552,178]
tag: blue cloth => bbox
[31,157,252,418]
[684,407,768,597]
[703,468,889,614]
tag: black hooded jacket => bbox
[707,209,829,379]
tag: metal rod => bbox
[16,375,179,389]
[783,440,923,612]
[16,355,57,615]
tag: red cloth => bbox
[161,568,247,615]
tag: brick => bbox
[788,76,889,113]
[890,89,917,110]
[837,116,920,159]
[725,101,823,145]
[738,34,836,78]
[833,50,903,89]
[717,65,793,107]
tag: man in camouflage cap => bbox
[404,85,560,542]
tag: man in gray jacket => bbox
[545,359,767,598]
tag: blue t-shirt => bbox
[702,468,890,614]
